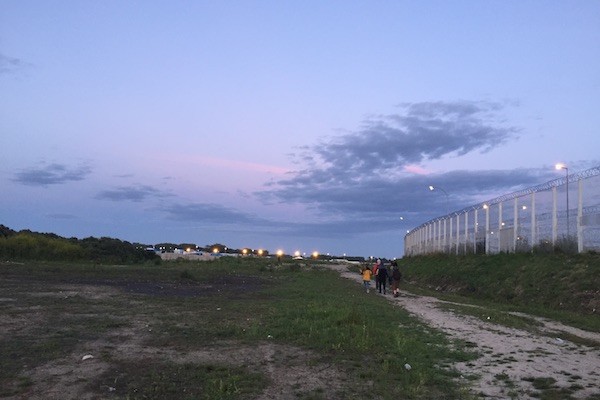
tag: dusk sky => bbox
[1,1,599,259]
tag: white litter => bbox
[81,354,94,361]
[404,363,412,370]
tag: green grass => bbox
[0,259,477,399]
[399,252,600,333]
[95,362,267,400]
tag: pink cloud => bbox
[403,165,430,175]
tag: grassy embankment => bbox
[399,252,600,336]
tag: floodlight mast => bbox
[555,163,569,237]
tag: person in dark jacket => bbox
[377,260,388,294]
[391,264,402,297]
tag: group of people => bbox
[361,259,402,297]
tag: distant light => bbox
[213,248,218,254]
[312,251,319,258]
[555,163,566,170]
[483,204,489,209]
[277,249,283,257]
[294,251,300,257]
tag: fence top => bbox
[409,165,600,233]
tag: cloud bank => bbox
[258,100,529,222]
[12,163,92,186]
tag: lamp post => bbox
[555,163,569,237]
[429,185,449,215]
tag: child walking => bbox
[361,265,372,293]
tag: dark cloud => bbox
[260,168,551,229]
[12,163,92,186]
[95,185,170,202]
[287,100,518,186]
[255,101,557,235]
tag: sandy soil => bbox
[332,264,600,399]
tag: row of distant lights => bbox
[177,246,344,258]
[241,248,324,258]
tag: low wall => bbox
[159,253,216,261]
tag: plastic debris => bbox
[82,354,94,361]
[267,334,273,339]
[404,363,412,370]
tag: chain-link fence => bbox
[404,166,600,256]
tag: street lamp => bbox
[429,185,449,215]
[555,163,569,237]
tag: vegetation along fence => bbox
[404,165,600,256]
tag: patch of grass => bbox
[435,301,543,332]
[95,361,267,399]
[244,267,478,399]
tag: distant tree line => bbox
[0,225,158,264]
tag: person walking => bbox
[372,259,380,291]
[391,262,402,297]
[377,259,388,295]
[361,264,372,293]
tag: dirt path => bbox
[332,265,600,399]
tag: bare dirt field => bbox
[2,261,599,399]
[333,264,600,399]
[0,263,348,400]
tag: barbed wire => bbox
[411,165,600,232]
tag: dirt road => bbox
[333,265,600,399]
